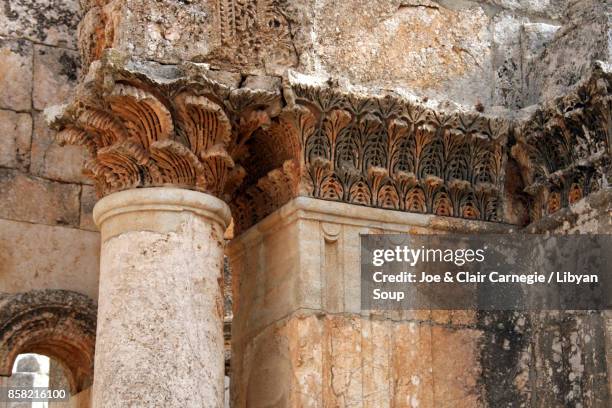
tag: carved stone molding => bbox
[0,290,97,394]
[230,81,511,233]
[49,55,611,233]
[48,53,281,201]
[213,0,297,69]
[512,63,611,222]
[292,83,508,218]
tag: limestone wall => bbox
[0,1,610,407]
[0,1,100,299]
[228,196,611,407]
[78,0,610,109]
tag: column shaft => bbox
[92,188,230,408]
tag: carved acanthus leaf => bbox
[511,63,611,221]
[50,56,280,200]
[284,81,510,223]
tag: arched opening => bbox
[0,290,97,398]
[0,353,72,407]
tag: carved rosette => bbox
[512,64,611,221]
[49,56,281,202]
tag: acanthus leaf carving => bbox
[50,56,281,203]
[50,56,610,234]
[511,63,611,221]
[285,81,509,223]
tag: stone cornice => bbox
[49,54,611,233]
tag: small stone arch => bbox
[0,290,97,394]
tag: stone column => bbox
[92,188,230,408]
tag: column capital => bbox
[47,51,281,203]
[511,62,611,221]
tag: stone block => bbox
[80,185,98,231]
[33,45,80,110]
[0,218,100,300]
[480,0,572,20]
[431,327,483,407]
[79,0,298,72]
[492,13,527,108]
[30,111,90,184]
[361,319,391,407]
[391,322,434,407]
[79,0,216,65]
[0,169,80,226]
[0,39,33,111]
[322,315,363,406]
[523,0,610,104]
[0,0,80,48]
[297,0,493,107]
[0,110,32,170]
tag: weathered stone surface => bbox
[0,39,33,111]
[481,0,573,20]
[78,0,297,71]
[0,110,32,170]
[431,327,483,407]
[526,189,612,235]
[523,0,611,105]
[513,64,611,222]
[297,0,493,107]
[31,111,90,184]
[229,196,511,341]
[0,219,100,299]
[490,13,563,109]
[389,321,434,407]
[492,13,528,108]
[79,185,97,231]
[242,75,282,92]
[229,196,512,407]
[0,169,80,226]
[33,45,80,110]
[233,312,484,408]
[0,0,80,48]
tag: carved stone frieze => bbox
[0,290,97,393]
[50,55,611,233]
[213,0,297,70]
[48,53,281,200]
[512,63,611,221]
[291,84,509,219]
[229,82,511,233]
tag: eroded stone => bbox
[298,0,493,107]
[31,111,90,184]
[0,0,80,48]
[0,39,33,111]
[0,169,80,226]
[0,110,32,170]
[33,45,80,110]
